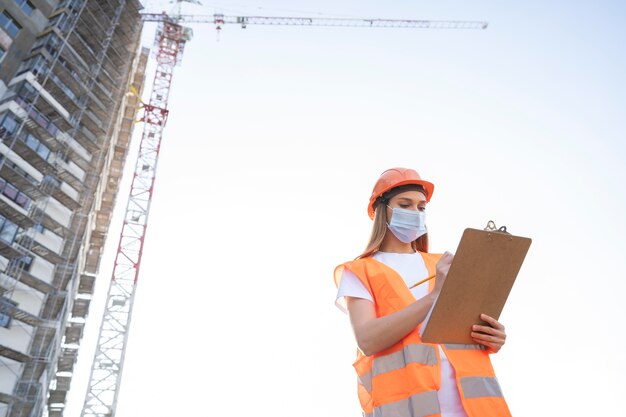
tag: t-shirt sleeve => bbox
[335,268,373,314]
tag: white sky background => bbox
[64,1,625,416]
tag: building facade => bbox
[0,1,147,417]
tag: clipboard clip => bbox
[484,220,509,234]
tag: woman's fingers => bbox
[471,337,501,353]
[471,314,507,353]
[480,313,505,331]
[471,331,504,352]
[472,324,506,339]
[471,330,503,343]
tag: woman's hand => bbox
[471,314,506,353]
[432,251,454,295]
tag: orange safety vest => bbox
[334,253,512,417]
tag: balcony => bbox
[52,184,82,212]
[7,78,73,129]
[16,234,65,266]
[0,155,44,200]
[55,343,78,374]
[105,43,127,71]
[67,29,99,67]
[52,160,86,192]
[55,132,93,173]
[78,108,105,138]
[0,239,22,259]
[68,124,99,153]
[89,78,115,111]
[100,56,123,87]
[5,132,58,177]
[1,113,92,187]
[10,98,64,150]
[73,275,94,301]
[0,195,34,230]
[0,156,81,211]
[70,298,89,322]
[39,75,83,116]
[2,263,58,295]
[28,202,72,239]
[51,54,89,99]
[8,102,70,150]
[0,297,55,328]
[111,23,137,52]
[94,0,122,18]
[0,343,32,363]
[79,4,108,40]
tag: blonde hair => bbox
[356,202,428,259]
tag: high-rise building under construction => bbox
[0,1,147,417]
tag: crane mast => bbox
[80,21,191,417]
[81,11,486,417]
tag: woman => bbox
[334,168,511,417]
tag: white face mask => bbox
[387,206,427,243]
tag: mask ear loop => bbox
[373,195,389,217]
[374,196,390,226]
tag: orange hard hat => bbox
[368,167,435,219]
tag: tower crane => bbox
[79,10,487,417]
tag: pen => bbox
[409,274,436,289]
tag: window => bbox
[15,0,35,16]
[17,81,38,102]
[18,55,49,78]
[50,72,77,100]
[25,133,39,151]
[0,11,22,38]
[0,179,32,209]
[48,12,73,35]
[42,175,60,188]
[3,183,18,200]
[15,192,30,210]
[0,220,19,244]
[56,0,83,13]
[0,114,18,137]
[36,143,50,161]
[0,47,5,61]
[16,132,50,161]
[32,32,62,57]
[0,296,17,329]
[18,255,33,271]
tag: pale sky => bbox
[65,1,625,416]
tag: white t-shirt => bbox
[336,252,468,417]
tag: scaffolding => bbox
[0,1,147,417]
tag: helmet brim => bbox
[368,179,434,219]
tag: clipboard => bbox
[420,227,531,344]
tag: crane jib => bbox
[139,13,488,30]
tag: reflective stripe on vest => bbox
[364,391,440,417]
[444,343,486,351]
[373,344,438,377]
[460,376,503,399]
[358,370,372,393]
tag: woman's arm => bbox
[346,252,454,356]
[346,294,435,356]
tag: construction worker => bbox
[334,168,511,417]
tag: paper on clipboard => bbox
[420,228,531,344]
